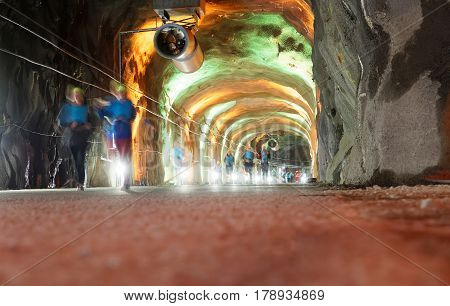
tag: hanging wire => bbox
[2,123,104,143]
[10,123,62,138]
[0,48,229,150]
[0,0,116,76]
[0,5,232,145]
[0,47,113,95]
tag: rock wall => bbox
[0,0,162,189]
[313,0,450,185]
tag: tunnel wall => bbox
[0,0,164,189]
[313,0,450,185]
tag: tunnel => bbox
[0,0,450,286]
[0,0,449,188]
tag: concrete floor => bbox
[0,184,449,285]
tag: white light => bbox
[268,175,274,184]
[300,174,308,184]
[244,174,250,183]
[114,161,125,176]
[173,167,188,186]
[232,172,238,184]
[212,170,220,183]
[181,167,189,180]
[109,160,126,188]
[207,168,221,185]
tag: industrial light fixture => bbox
[154,23,204,73]
[118,0,206,81]
[265,138,280,151]
[152,0,205,73]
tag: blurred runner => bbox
[242,146,255,183]
[260,147,270,183]
[295,170,301,183]
[224,151,235,183]
[97,82,136,191]
[57,86,93,191]
[171,139,189,185]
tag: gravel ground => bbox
[0,184,449,285]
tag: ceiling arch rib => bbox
[217,117,313,163]
[226,118,312,152]
[211,111,312,149]
[174,79,316,124]
[232,127,312,166]
[169,75,316,118]
[204,98,313,138]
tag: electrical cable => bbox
[11,123,62,138]
[0,48,229,150]
[0,1,116,76]
[0,8,232,145]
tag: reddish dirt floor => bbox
[0,184,449,285]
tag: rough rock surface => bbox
[0,0,161,189]
[313,0,450,185]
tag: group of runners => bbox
[57,82,136,191]
[223,146,271,184]
[57,83,284,188]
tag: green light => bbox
[159,13,315,112]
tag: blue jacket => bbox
[244,150,255,161]
[57,102,88,127]
[98,99,136,140]
[57,102,91,147]
[172,146,185,168]
[225,154,234,167]
[261,149,269,164]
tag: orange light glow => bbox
[124,0,317,183]
[182,79,315,127]
[123,20,157,182]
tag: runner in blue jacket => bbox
[57,87,92,191]
[242,146,255,182]
[97,83,136,190]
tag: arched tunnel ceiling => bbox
[223,117,312,149]
[162,12,315,114]
[178,79,315,124]
[125,0,318,180]
[208,98,312,136]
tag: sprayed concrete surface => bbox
[1,184,450,285]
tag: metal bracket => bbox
[118,16,198,82]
